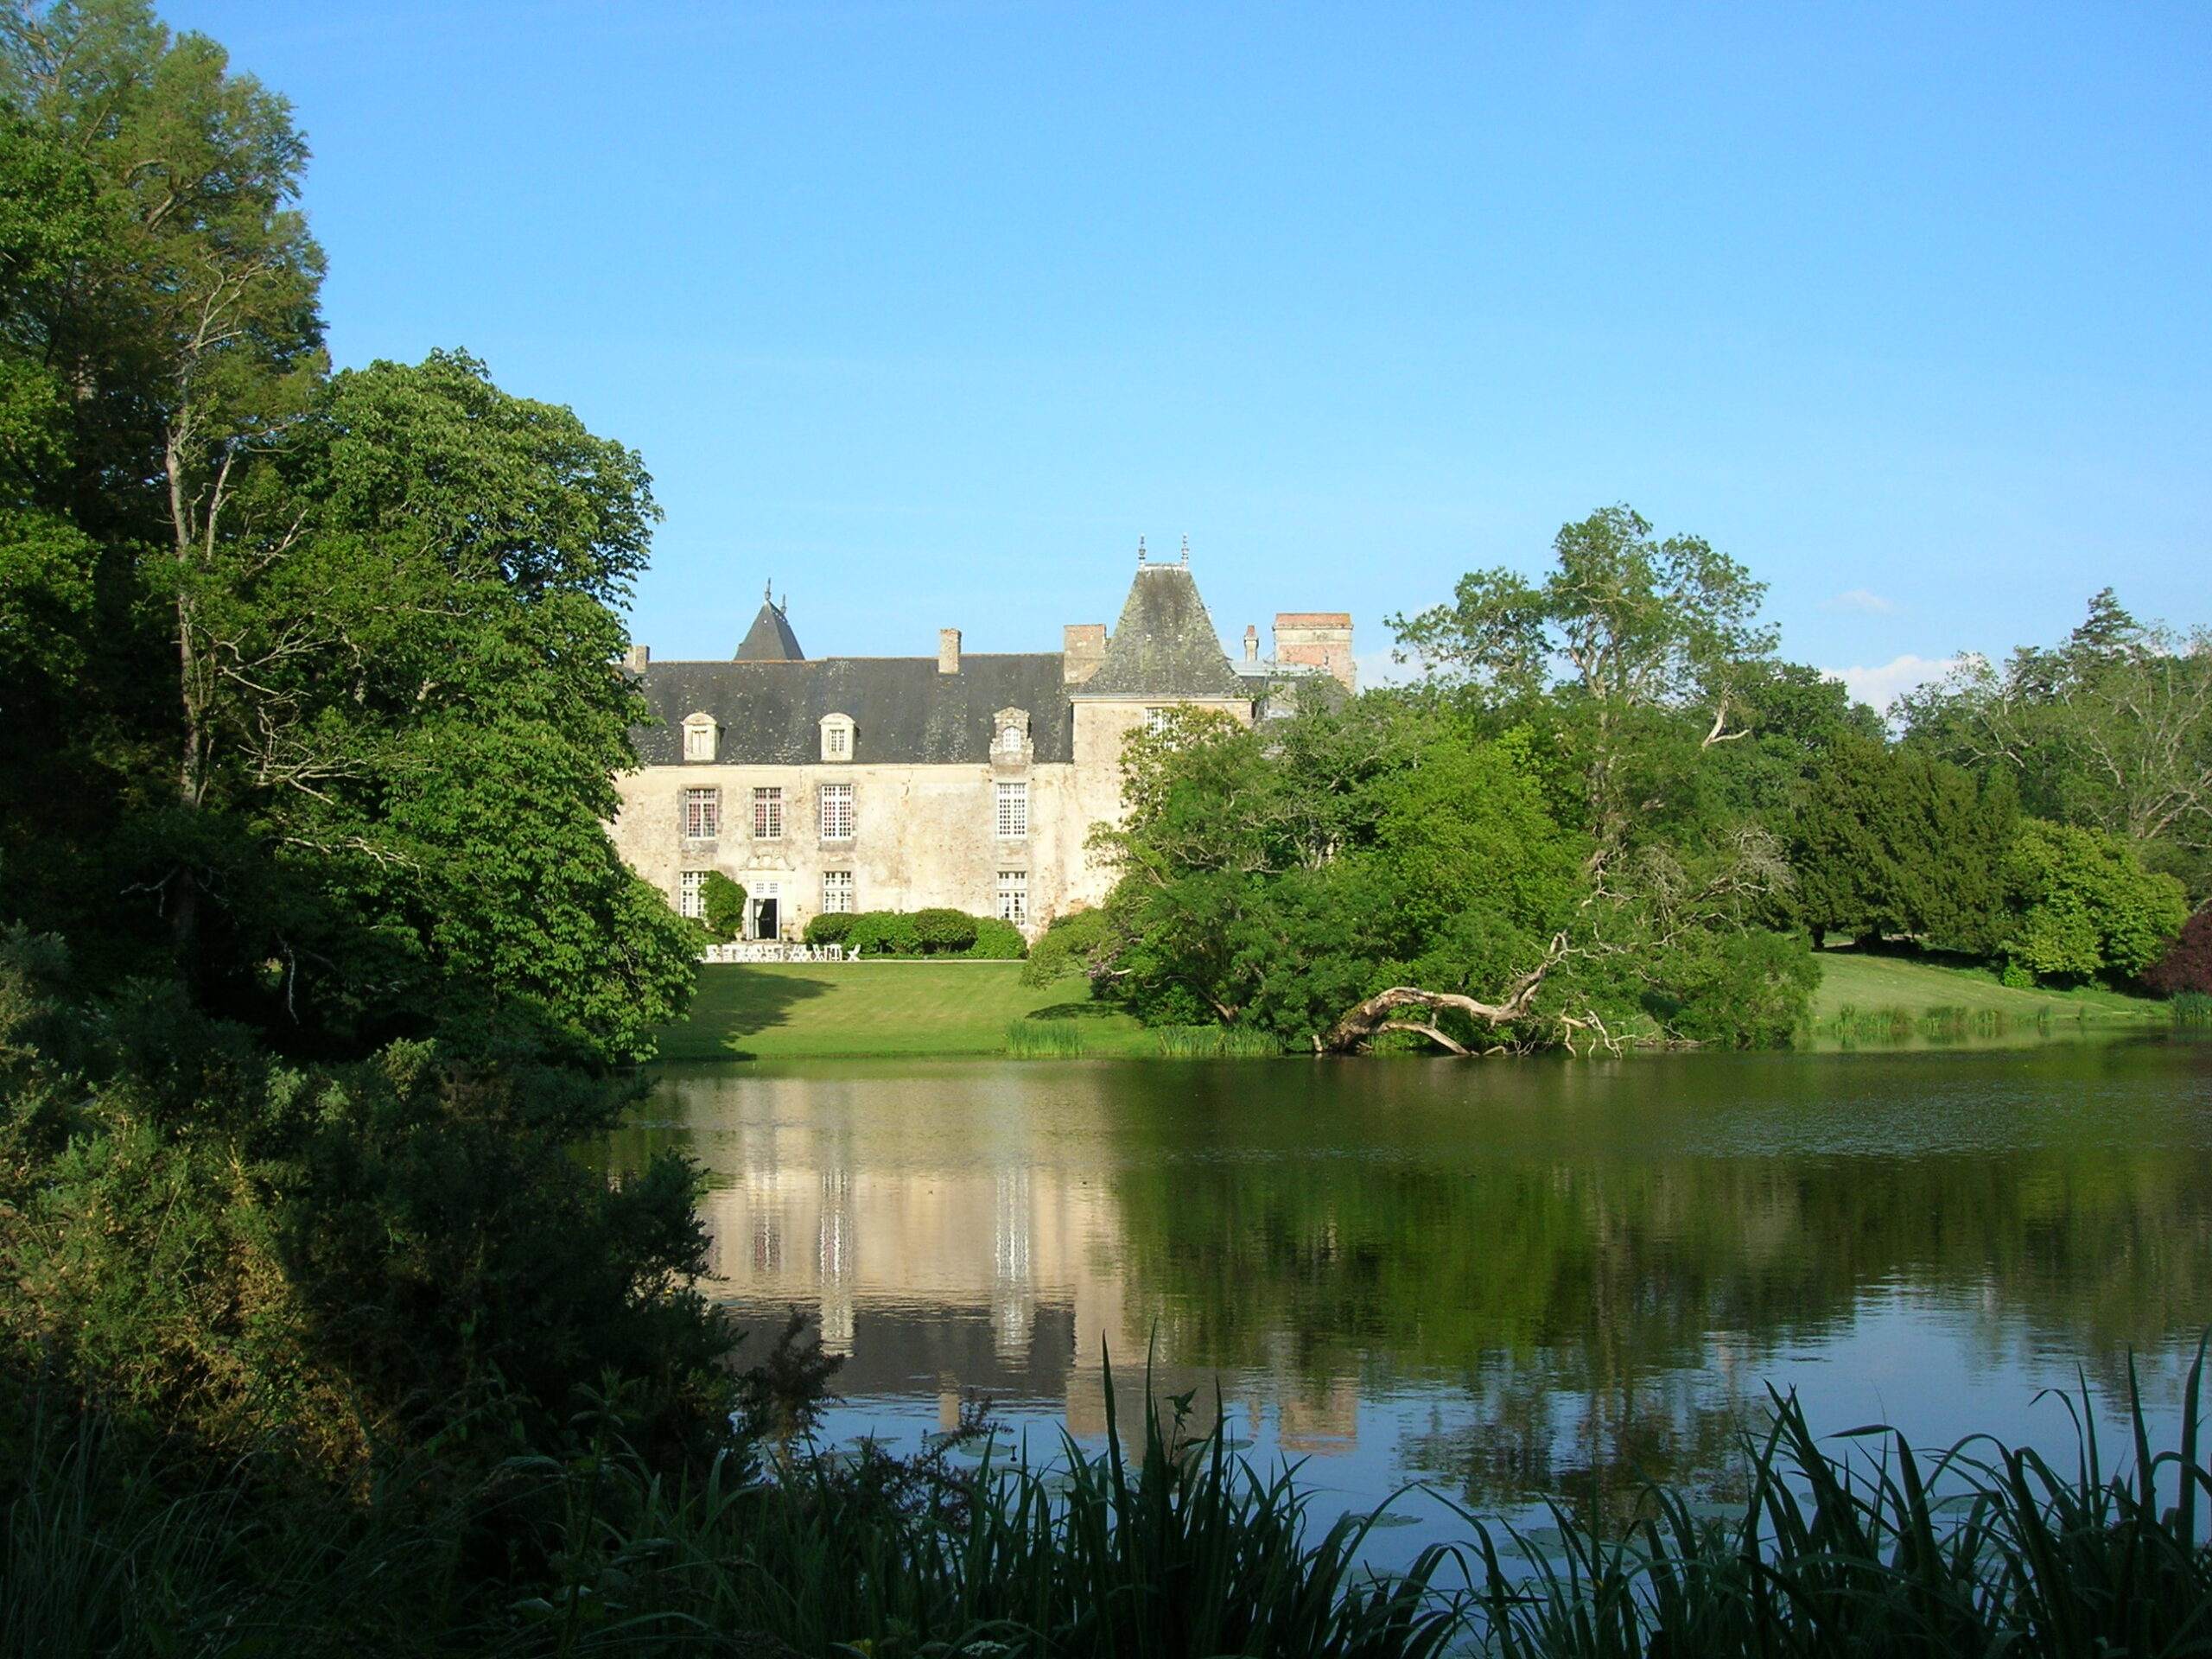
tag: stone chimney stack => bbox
[1062,623,1108,686]
[1243,625,1259,664]
[1273,613,1357,693]
[938,628,962,675]
[623,643,651,671]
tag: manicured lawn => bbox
[1809,948,2170,1037]
[652,961,1154,1060]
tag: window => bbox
[1145,706,1173,734]
[682,713,717,761]
[683,786,720,840]
[820,713,855,761]
[999,724,1021,753]
[677,870,709,919]
[995,780,1028,839]
[995,870,1029,925]
[752,787,784,839]
[819,783,854,840]
[821,870,855,913]
[828,725,848,756]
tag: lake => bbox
[617,1038,2212,1560]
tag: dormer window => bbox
[993,707,1032,762]
[820,713,855,762]
[681,712,719,763]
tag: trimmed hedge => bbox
[799,909,1025,958]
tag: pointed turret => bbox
[735,582,805,662]
[1071,555,1243,699]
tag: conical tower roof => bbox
[1072,554,1244,699]
[735,586,804,662]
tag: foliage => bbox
[1022,906,1109,985]
[2142,906,2212,996]
[802,910,855,946]
[1789,734,2017,951]
[911,906,978,953]
[963,916,1026,959]
[843,911,921,957]
[1901,589,2212,898]
[699,872,747,943]
[2002,819,2190,984]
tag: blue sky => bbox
[169,1,2210,704]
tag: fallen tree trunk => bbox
[1316,934,1566,1056]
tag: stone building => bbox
[611,549,1352,939]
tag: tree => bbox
[2001,820,2190,984]
[1790,735,2016,953]
[1389,505,1777,860]
[1899,591,2212,894]
[2141,906,2212,997]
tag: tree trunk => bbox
[1317,935,1565,1056]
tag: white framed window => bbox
[820,713,855,760]
[995,780,1028,839]
[682,712,718,761]
[752,787,783,839]
[683,786,720,840]
[819,783,854,840]
[999,723,1022,753]
[995,870,1028,925]
[1145,706,1173,734]
[821,869,854,913]
[829,726,848,756]
[677,870,709,918]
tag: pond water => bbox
[617,1039,2212,1560]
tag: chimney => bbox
[1062,623,1108,686]
[623,643,651,671]
[938,628,961,675]
[1243,625,1258,664]
[1273,613,1357,693]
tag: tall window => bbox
[819,783,854,840]
[996,870,1028,925]
[752,787,784,839]
[683,786,720,840]
[827,724,849,757]
[995,781,1028,839]
[821,870,855,913]
[1145,706,1173,734]
[683,715,717,761]
[678,870,709,918]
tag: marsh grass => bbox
[12,1351,2212,1656]
[1151,1025,1283,1058]
[2174,991,2212,1027]
[1005,1018,1086,1058]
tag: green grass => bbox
[654,961,1156,1060]
[1809,948,2171,1047]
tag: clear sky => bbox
[167,1,2210,706]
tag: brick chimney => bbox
[1273,613,1356,692]
[938,628,961,675]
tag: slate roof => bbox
[1071,562,1247,699]
[631,655,1074,766]
[735,597,805,662]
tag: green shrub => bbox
[700,871,747,942]
[912,907,979,953]
[804,911,856,946]
[1022,906,1106,984]
[964,917,1027,958]
[845,911,921,957]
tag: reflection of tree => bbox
[1103,1066,2212,1522]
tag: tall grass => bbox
[1006,1017,1086,1057]
[13,1351,2212,1655]
[1152,1024,1282,1058]
[2174,991,2212,1027]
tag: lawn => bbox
[1808,947,2171,1044]
[652,961,1154,1061]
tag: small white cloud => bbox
[1821,588,1902,615]
[1353,647,1416,690]
[1822,654,1961,711]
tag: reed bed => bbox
[1004,1018,1087,1058]
[1151,1025,1283,1058]
[2174,991,2212,1027]
[9,1352,2212,1656]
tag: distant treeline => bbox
[1036,510,2208,1052]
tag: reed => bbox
[2173,991,2212,1027]
[1152,1025,1283,1058]
[1005,1017,1086,1057]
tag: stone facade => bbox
[610,553,1351,939]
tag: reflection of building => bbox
[668,1068,1360,1452]
[610,552,1353,937]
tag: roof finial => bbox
[1137,535,1147,565]
[763,579,772,605]
[1180,533,1190,564]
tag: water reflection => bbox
[615,1041,2212,1524]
